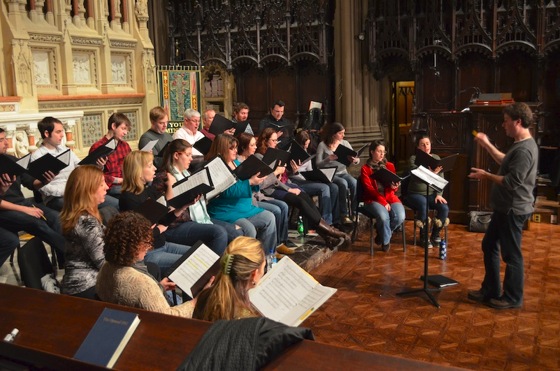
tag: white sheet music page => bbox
[140,139,159,152]
[167,243,219,298]
[249,257,337,326]
[411,165,448,192]
[320,167,337,182]
[172,168,211,198]
[204,157,236,200]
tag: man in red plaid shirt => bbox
[89,113,132,208]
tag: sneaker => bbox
[276,244,296,255]
[431,235,442,244]
[488,297,522,309]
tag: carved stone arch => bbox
[231,56,259,70]
[455,43,493,59]
[260,54,290,67]
[416,46,453,62]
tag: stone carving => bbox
[32,50,51,85]
[73,54,91,84]
[14,132,30,158]
[111,54,127,83]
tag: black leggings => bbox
[281,191,322,227]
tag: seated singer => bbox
[360,140,405,252]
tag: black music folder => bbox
[135,197,171,225]
[300,166,337,183]
[80,139,117,165]
[371,167,409,185]
[262,147,291,169]
[168,167,214,208]
[414,148,458,172]
[289,141,314,164]
[233,155,274,180]
[233,121,253,137]
[28,150,71,183]
[0,154,30,178]
[193,136,213,156]
[420,275,459,288]
[334,143,368,166]
[209,114,235,136]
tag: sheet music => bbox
[140,139,159,152]
[156,195,167,206]
[320,167,337,182]
[172,169,211,197]
[204,157,237,200]
[106,139,117,150]
[249,257,337,326]
[411,165,448,192]
[167,243,219,298]
[16,154,31,168]
[56,149,71,165]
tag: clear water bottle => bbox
[267,249,277,271]
[439,240,447,260]
[297,216,305,236]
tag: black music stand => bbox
[397,166,448,308]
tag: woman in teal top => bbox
[205,134,277,254]
[158,138,243,243]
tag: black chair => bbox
[351,176,406,255]
[17,237,56,290]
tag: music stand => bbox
[397,166,448,308]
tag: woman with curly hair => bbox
[60,165,108,299]
[193,236,265,321]
[316,122,359,225]
[255,128,349,249]
[96,211,198,317]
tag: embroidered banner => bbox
[157,67,201,135]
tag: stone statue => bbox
[14,132,29,158]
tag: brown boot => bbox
[318,219,350,240]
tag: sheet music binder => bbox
[233,155,274,180]
[209,114,235,136]
[0,154,30,177]
[371,167,409,185]
[135,197,170,225]
[334,143,368,166]
[300,166,337,183]
[193,136,213,156]
[168,167,215,208]
[80,139,117,165]
[28,150,70,182]
[414,149,459,172]
[262,147,291,169]
[420,275,459,288]
[289,141,313,164]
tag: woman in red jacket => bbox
[360,140,405,252]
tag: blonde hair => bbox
[194,236,265,321]
[122,150,153,195]
[60,165,103,235]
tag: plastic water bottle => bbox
[439,240,447,260]
[297,216,305,236]
[267,249,277,271]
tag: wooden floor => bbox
[304,221,560,370]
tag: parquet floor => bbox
[304,222,560,370]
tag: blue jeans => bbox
[405,192,449,227]
[0,202,65,266]
[233,210,276,254]
[333,173,357,217]
[0,227,20,267]
[258,199,289,244]
[164,221,228,256]
[363,202,405,245]
[480,211,529,305]
[292,179,339,225]
[145,241,191,276]
[211,219,243,243]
